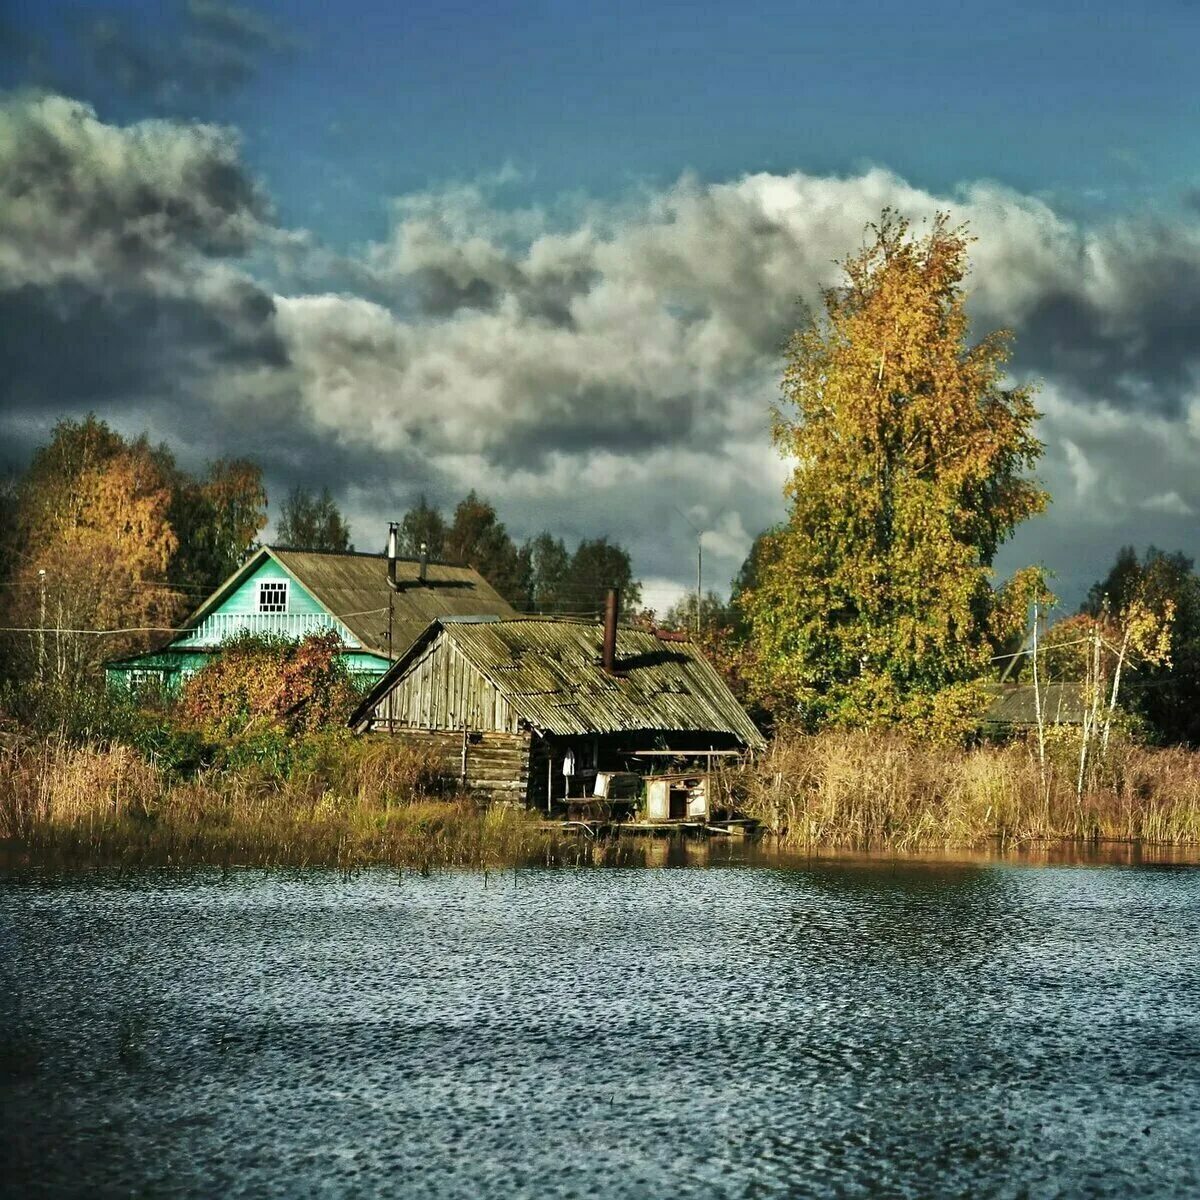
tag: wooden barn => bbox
[348,596,764,808]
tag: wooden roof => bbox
[982,682,1087,727]
[353,617,766,748]
[184,547,515,656]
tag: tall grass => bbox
[7,730,1200,865]
[0,736,578,870]
[740,731,1200,849]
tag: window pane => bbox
[258,581,288,612]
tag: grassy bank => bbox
[740,732,1200,849]
[0,737,578,870]
[6,730,1200,866]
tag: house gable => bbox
[357,625,518,733]
[175,554,360,649]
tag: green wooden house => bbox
[106,546,516,692]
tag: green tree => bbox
[398,495,447,558]
[445,491,527,604]
[525,532,571,613]
[746,211,1048,732]
[168,458,267,593]
[662,590,732,635]
[276,486,353,552]
[563,537,642,614]
[729,529,779,638]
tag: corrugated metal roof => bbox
[436,618,765,747]
[267,549,516,655]
[982,682,1087,726]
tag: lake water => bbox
[3,851,1200,1198]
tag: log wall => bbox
[371,726,531,804]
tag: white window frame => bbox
[257,580,289,613]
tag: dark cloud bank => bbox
[3,92,1200,607]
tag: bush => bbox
[178,631,359,738]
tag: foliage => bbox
[0,417,268,693]
[444,490,528,604]
[525,532,572,612]
[276,485,353,552]
[562,536,642,613]
[177,630,360,740]
[2,416,186,686]
[745,211,1048,732]
[166,456,267,594]
[395,492,644,615]
[729,529,779,637]
[1083,546,1200,744]
[662,589,734,636]
[398,495,448,558]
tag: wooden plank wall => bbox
[370,635,518,733]
[372,727,532,804]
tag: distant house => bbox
[982,682,1087,733]
[106,546,515,692]
[348,598,765,807]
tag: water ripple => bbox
[3,861,1200,1197]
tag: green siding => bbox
[107,553,390,694]
[343,652,392,676]
[216,559,326,616]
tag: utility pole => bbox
[676,506,717,635]
[37,568,46,682]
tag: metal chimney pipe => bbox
[386,522,399,591]
[419,540,428,584]
[602,587,620,674]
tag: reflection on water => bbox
[3,858,1200,1198]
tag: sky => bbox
[2,0,1199,613]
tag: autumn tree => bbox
[746,212,1048,732]
[3,417,185,687]
[1083,546,1200,743]
[0,417,270,694]
[276,486,353,552]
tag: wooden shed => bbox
[981,682,1087,733]
[348,613,765,807]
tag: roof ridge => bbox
[268,545,471,569]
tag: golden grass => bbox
[7,730,1200,865]
[0,738,578,869]
[739,731,1200,849]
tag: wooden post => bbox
[460,726,468,786]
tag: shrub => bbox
[178,631,359,738]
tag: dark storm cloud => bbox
[0,92,289,482]
[83,1,294,107]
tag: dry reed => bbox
[0,737,573,869]
[740,731,1200,849]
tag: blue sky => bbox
[9,0,1195,237]
[2,0,1199,609]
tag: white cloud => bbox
[7,92,1200,604]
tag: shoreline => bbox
[6,828,1200,874]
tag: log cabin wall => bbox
[366,728,531,803]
